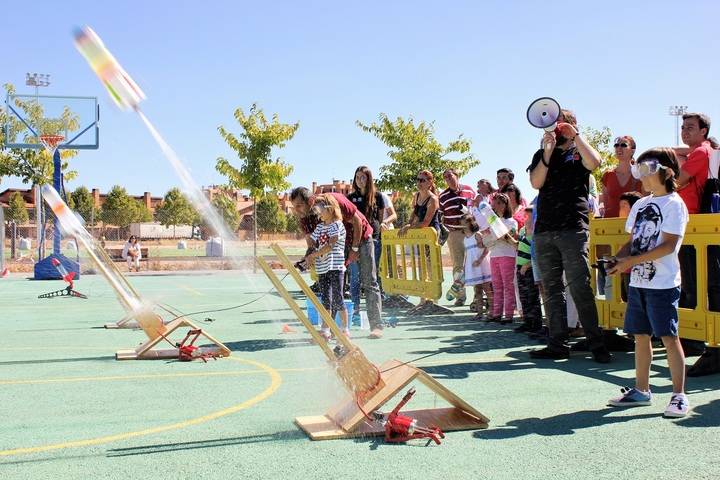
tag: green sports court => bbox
[1,270,717,479]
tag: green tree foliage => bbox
[0,83,79,185]
[285,212,300,233]
[70,186,97,225]
[4,191,29,224]
[155,188,198,237]
[356,114,479,194]
[100,185,150,227]
[256,193,287,233]
[581,126,615,187]
[65,191,75,210]
[393,194,413,227]
[134,201,153,223]
[202,193,240,234]
[216,103,298,198]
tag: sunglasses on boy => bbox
[631,159,667,179]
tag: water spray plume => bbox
[41,185,169,339]
[137,110,234,240]
[74,26,234,241]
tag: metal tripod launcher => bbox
[38,257,87,299]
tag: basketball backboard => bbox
[3,94,99,150]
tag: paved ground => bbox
[1,270,718,479]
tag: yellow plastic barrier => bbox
[589,214,720,346]
[379,227,444,301]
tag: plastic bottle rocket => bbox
[51,257,76,287]
[475,202,509,239]
[73,26,145,111]
[41,185,92,243]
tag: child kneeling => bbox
[607,147,689,417]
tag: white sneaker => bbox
[320,329,332,341]
[664,393,690,418]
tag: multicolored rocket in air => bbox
[73,26,145,111]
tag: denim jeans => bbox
[352,237,387,307]
[348,237,383,329]
[535,230,604,352]
[517,265,542,328]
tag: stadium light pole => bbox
[26,73,51,99]
[669,105,688,146]
[26,74,52,260]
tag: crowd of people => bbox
[290,108,720,418]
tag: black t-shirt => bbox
[347,191,385,239]
[528,146,591,233]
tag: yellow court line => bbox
[0,366,324,386]
[0,356,281,458]
[176,284,204,296]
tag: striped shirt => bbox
[516,227,532,267]
[439,184,475,229]
[310,221,346,274]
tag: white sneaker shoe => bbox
[664,393,690,418]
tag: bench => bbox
[105,247,150,262]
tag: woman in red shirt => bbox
[601,135,643,218]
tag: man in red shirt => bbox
[672,113,712,311]
[676,113,712,214]
[674,114,720,376]
[291,187,384,338]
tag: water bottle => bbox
[711,193,720,214]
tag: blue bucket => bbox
[306,298,354,327]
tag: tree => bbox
[0,83,80,186]
[4,191,29,225]
[285,211,300,234]
[393,194,413,227]
[216,103,299,268]
[356,113,479,194]
[100,185,141,228]
[203,192,240,234]
[581,126,615,188]
[155,187,198,238]
[70,186,97,225]
[256,193,287,233]
[134,201,153,223]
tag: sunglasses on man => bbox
[614,143,629,148]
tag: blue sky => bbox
[2,0,719,200]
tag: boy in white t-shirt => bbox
[606,147,690,418]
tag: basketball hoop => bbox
[39,134,65,154]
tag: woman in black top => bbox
[347,166,386,322]
[400,169,440,312]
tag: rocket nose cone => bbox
[72,26,87,41]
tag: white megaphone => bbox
[527,97,561,132]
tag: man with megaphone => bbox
[526,108,612,363]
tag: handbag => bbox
[438,223,450,246]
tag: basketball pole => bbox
[52,149,62,256]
